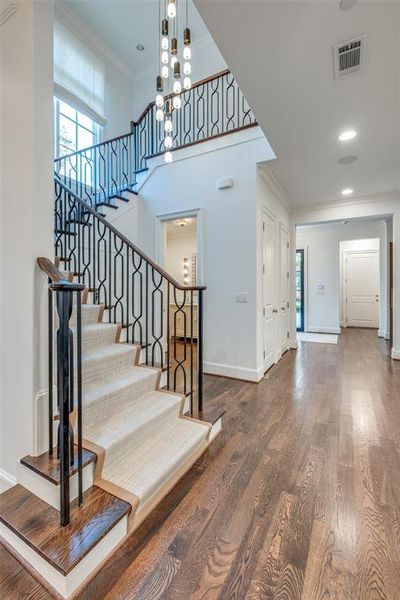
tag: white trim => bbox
[292,190,400,218]
[204,361,264,383]
[342,247,379,329]
[391,348,400,360]
[155,208,205,286]
[54,84,107,127]
[0,468,17,492]
[307,326,341,334]
[258,165,291,212]
[378,329,388,338]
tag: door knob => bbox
[281,307,286,311]
[273,309,278,314]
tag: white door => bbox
[345,251,379,328]
[279,225,290,354]
[262,211,275,371]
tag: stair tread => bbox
[20,445,96,485]
[102,418,209,504]
[0,484,130,575]
[84,390,181,449]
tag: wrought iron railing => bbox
[37,257,85,526]
[54,70,257,206]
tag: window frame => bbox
[54,97,102,159]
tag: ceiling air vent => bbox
[333,34,366,78]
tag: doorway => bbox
[296,249,305,332]
[343,249,379,328]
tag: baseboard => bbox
[0,468,17,492]
[391,348,400,360]
[289,339,298,349]
[307,326,341,335]
[204,361,263,383]
[378,330,390,340]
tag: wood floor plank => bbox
[1,329,399,600]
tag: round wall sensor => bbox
[136,44,145,51]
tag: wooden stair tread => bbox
[197,405,225,425]
[20,446,96,485]
[0,484,131,575]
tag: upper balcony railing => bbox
[54,70,257,207]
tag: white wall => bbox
[106,127,275,381]
[0,0,54,488]
[166,232,197,287]
[296,219,390,337]
[55,4,134,140]
[132,35,227,118]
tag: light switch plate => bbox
[235,293,248,303]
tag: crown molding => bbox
[292,190,400,215]
[132,32,218,83]
[55,3,135,81]
[258,164,293,212]
[0,1,18,28]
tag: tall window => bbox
[296,249,304,332]
[54,98,102,158]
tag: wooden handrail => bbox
[54,178,207,293]
[37,257,85,291]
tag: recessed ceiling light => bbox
[341,188,354,196]
[338,130,357,141]
[136,43,145,51]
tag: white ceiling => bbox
[58,0,211,76]
[195,0,400,207]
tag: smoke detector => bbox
[333,34,366,78]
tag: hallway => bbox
[1,329,400,599]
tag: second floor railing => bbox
[54,69,257,207]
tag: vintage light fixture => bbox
[155,0,192,163]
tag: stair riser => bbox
[0,516,128,599]
[17,462,94,510]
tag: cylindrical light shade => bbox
[156,94,164,107]
[165,151,173,163]
[164,135,173,149]
[171,37,178,55]
[165,98,173,115]
[173,95,182,109]
[156,75,163,92]
[184,27,191,46]
[170,56,178,68]
[156,109,164,121]
[183,77,191,90]
[161,36,169,50]
[183,61,191,75]
[162,19,168,36]
[165,118,173,132]
[173,60,181,79]
[167,1,176,18]
[161,51,169,64]
[161,65,169,78]
[173,80,182,94]
[183,46,191,60]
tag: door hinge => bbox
[287,301,289,309]
[287,332,290,339]
[287,271,290,279]
[263,307,266,317]
[263,222,265,231]
[287,241,289,249]
[263,349,266,359]
[263,264,265,274]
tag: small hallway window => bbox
[54,98,102,158]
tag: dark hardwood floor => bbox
[1,328,399,599]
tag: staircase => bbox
[0,69,252,599]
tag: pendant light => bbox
[155,0,193,163]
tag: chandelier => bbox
[155,0,192,163]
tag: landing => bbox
[1,329,399,599]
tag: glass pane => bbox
[78,112,93,130]
[78,126,94,150]
[59,100,76,119]
[59,115,76,153]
